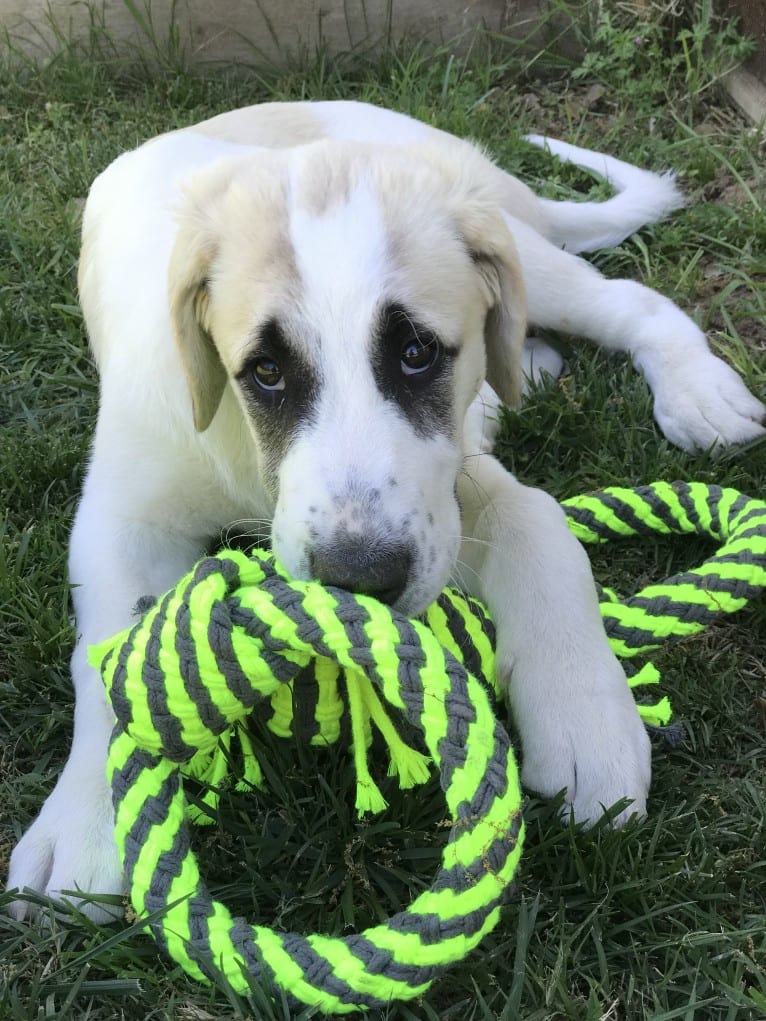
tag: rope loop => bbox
[93,551,521,1014]
[563,482,766,656]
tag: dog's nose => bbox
[309,537,412,605]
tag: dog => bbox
[8,100,765,920]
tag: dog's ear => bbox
[168,194,228,432]
[456,204,527,409]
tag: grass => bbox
[1,2,765,1018]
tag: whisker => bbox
[452,553,488,589]
[460,466,516,540]
[224,517,274,530]
[459,465,494,506]
[456,534,503,555]
[448,562,475,597]
[461,449,496,464]
[219,518,273,549]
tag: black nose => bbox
[309,536,412,605]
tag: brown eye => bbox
[401,337,440,376]
[252,356,285,391]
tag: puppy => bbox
[8,100,764,919]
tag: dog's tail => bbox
[524,135,684,254]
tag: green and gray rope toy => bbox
[91,481,766,1014]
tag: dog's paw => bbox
[521,335,564,393]
[653,354,765,452]
[463,381,503,456]
[506,652,651,828]
[7,769,124,922]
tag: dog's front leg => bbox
[7,487,204,921]
[457,454,651,826]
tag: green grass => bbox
[1,3,765,1018]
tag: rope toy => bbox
[96,558,521,1014]
[91,480,766,1013]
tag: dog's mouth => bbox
[217,521,437,614]
[304,529,456,618]
[270,466,462,619]
[308,532,414,607]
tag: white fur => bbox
[7,100,763,922]
[524,133,685,253]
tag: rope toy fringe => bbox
[91,481,766,1013]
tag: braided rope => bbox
[92,481,766,1013]
[562,481,766,655]
[94,552,521,1014]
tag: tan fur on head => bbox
[442,146,528,409]
[168,258,226,434]
[454,203,527,409]
[167,165,230,432]
[371,142,527,409]
[168,153,294,432]
[169,140,527,432]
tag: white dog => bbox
[8,100,764,920]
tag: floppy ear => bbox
[167,199,228,432]
[457,204,527,409]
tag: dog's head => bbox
[168,139,526,614]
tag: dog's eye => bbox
[251,357,285,392]
[401,337,440,376]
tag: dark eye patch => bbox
[372,303,456,437]
[236,317,320,491]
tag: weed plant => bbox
[1,2,765,1018]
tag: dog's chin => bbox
[393,594,434,619]
[392,567,454,619]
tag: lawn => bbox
[1,2,765,1019]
